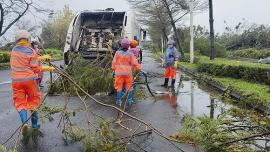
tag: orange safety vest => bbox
[10,45,41,82]
[112,50,141,76]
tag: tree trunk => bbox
[0,3,4,35]
[209,0,215,60]
[162,0,184,56]
[162,28,168,42]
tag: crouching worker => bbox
[162,40,179,88]
[10,30,55,135]
[112,38,142,106]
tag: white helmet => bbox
[15,30,31,42]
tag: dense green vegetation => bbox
[174,107,270,152]
[151,23,270,60]
[227,48,270,59]
[41,6,75,49]
[42,48,63,60]
[49,55,113,95]
[218,24,270,50]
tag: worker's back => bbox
[10,45,38,82]
[112,50,134,76]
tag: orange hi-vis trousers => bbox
[12,80,41,111]
[164,66,176,79]
[114,75,133,92]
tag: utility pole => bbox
[190,0,194,63]
[161,36,164,53]
[209,0,215,60]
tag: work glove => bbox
[42,66,55,72]
[38,54,52,62]
[174,61,178,69]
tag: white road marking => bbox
[0,81,11,85]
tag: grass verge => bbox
[180,59,270,105]
[214,77,270,105]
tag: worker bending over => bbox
[10,30,55,135]
[162,40,179,88]
[112,38,142,106]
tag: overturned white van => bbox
[63,8,146,65]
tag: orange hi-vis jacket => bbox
[10,45,41,82]
[112,50,142,76]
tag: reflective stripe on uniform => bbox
[12,76,38,82]
[116,50,132,56]
[12,67,31,71]
[13,46,33,55]
[115,65,132,68]
[115,72,132,76]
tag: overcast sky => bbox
[2,0,270,44]
[43,0,270,33]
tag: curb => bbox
[180,67,270,115]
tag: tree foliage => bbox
[181,25,226,57]
[128,0,207,55]
[218,23,270,50]
[0,0,45,38]
[41,6,75,50]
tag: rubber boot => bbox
[19,109,28,135]
[116,91,122,106]
[31,111,40,129]
[127,90,134,106]
[171,79,176,88]
[19,109,27,124]
[162,78,169,87]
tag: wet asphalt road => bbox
[0,51,224,152]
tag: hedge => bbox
[228,48,270,59]
[0,52,10,63]
[181,53,200,63]
[197,56,270,84]
[42,48,63,60]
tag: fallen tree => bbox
[172,107,270,152]
[2,55,186,152]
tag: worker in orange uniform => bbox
[162,40,179,88]
[129,40,139,59]
[10,30,55,135]
[124,39,140,103]
[112,38,142,106]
